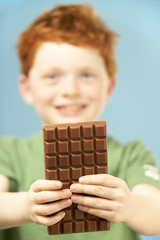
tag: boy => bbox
[0,3,160,240]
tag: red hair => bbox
[17,4,118,78]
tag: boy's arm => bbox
[0,174,10,191]
[0,175,72,230]
[124,183,160,235]
[0,174,28,229]
[0,174,30,229]
[70,174,160,235]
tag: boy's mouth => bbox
[55,104,87,116]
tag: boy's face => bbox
[20,42,115,124]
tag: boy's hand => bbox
[25,180,72,226]
[70,174,132,223]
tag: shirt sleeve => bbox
[124,140,160,190]
[0,138,20,192]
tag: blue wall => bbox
[0,1,160,239]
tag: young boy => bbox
[0,3,160,240]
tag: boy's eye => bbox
[81,72,94,79]
[44,72,61,83]
[48,74,58,79]
[82,72,92,78]
[79,71,97,83]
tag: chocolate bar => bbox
[42,121,110,235]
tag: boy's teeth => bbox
[61,105,80,111]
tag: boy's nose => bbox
[60,76,79,98]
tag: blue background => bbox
[0,1,160,239]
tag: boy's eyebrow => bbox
[78,65,93,69]
[40,67,63,74]
[40,65,98,74]
[78,66,99,73]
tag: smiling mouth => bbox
[55,104,87,116]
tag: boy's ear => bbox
[19,74,34,105]
[106,77,116,102]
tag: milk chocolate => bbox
[42,121,110,235]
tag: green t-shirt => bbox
[0,134,159,240]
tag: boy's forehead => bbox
[32,42,105,70]
[36,42,100,58]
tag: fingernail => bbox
[72,195,77,202]
[65,189,71,197]
[77,205,83,210]
[61,212,65,218]
[66,199,71,206]
[56,181,62,188]
[70,184,76,191]
[79,177,84,183]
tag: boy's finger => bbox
[79,174,121,188]
[36,211,65,226]
[36,199,72,216]
[77,205,111,221]
[35,189,72,203]
[70,184,116,200]
[31,180,62,192]
[71,194,113,210]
